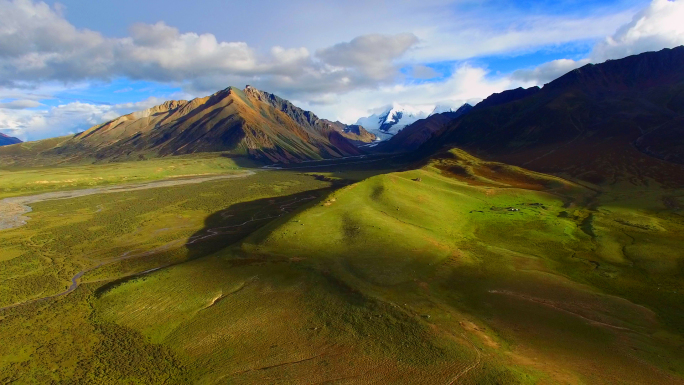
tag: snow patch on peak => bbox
[356,103,434,140]
[429,103,473,117]
[355,102,474,141]
[429,104,460,116]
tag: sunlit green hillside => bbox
[3,149,679,383]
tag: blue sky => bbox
[1,0,683,141]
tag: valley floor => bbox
[0,171,255,232]
[0,150,683,384]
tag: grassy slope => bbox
[1,149,683,383]
[230,149,684,383]
[0,161,407,384]
[0,171,330,308]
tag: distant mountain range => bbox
[0,86,375,164]
[2,46,683,177]
[420,46,684,184]
[318,120,377,146]
[355,103,465,140]
[375,104,472,152]
[0,133,21,147]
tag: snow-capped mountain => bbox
[429,104,467,116]
[355,103,435,140]
[431,103,473,117]
[355,102,468,140]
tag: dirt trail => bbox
[446,333,482,384]
[488,290,636,332]
[0,171,254,231]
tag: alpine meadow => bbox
[1,0,684,384]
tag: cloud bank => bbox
[592,0,684,61]
[0,97,170,140]
[0,0,418,96]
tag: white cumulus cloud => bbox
[0,0,417,95]
[0,96,176,141]
[299,64,514,125]
[0,99,42,109]
[316,33,419,79]
[511,0,684,87]
[410,65,440,80]
[511,58,591,85]
[592,0,684,61]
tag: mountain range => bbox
[314,120,376,146]
[355,103,465,140]
[421,46,684,185]
[0,86,376,165]
[0,133,21,147]
[2,46,684,177]
[374,103,473,152]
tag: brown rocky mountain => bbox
[421,46,684,185]
[0,133,21,147]
[318,120,376,145]
[0,86,368,164]
[240,86,375,145]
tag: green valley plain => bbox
[1,47,684,384]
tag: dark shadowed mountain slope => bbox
[0,87,364,165]
[474,87,540,109]
[422,46,684,185]
[0,133,21,147]
[376,104,472,152]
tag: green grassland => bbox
[0,153,258,199]
[0,170,333,309]
[1,149,683,383]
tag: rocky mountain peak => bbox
[243,85,264,101]
[129,99,188,120]
[355,103,435,140]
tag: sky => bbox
[1,0,684,141]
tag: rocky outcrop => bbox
[319,120,377,145]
